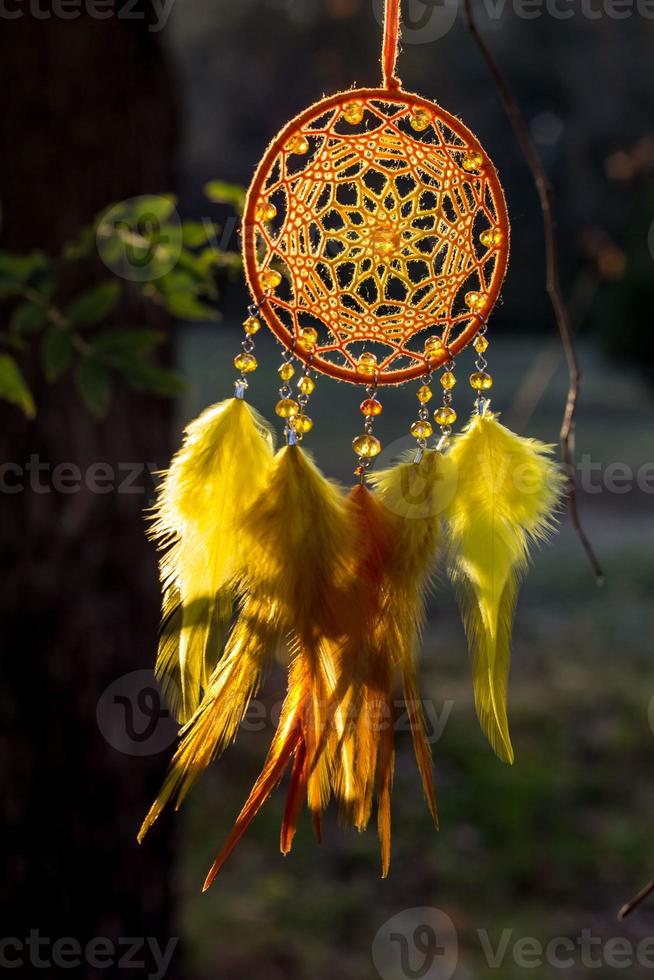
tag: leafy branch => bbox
[0,185,243,419]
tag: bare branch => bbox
[618,880,654,920]
[462,0,604,585]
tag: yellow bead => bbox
[342,100,364,125]
[297,374,315,395]
[480,228,503,247]
[275,397,299,419]
[243,316,261,335]
[473,334,489,354]
[469,371,493,391]
[465,291,486,311]
[417,384,433,404]
[424,336,444,358]
[262,269,282,290]
[292,414,313,435]
[278,362,295,381]
[360,398,383,417]
[410,420,433,439]
[298,327,318,351]
[440,371,457,390]
[357,351,378,376]
[234,352,257,373]
[434,406,457,425]
[409,107,431,132]
[285,134,309,155]
[255,200,277,222]
[462,151,484,172]
[374,239,395,258]
[352,433,381,458]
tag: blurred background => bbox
[1,1,653,977]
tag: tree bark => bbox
[0,12,184,976]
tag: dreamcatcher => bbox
[139,0,563,888]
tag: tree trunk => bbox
[0,12,184,977]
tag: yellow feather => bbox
[140,445,354,849]
[445,411,564,764]
[151,397,274,723]
[372,450,448,828]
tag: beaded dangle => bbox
[139,0,564,887]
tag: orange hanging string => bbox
[382,0,402,90]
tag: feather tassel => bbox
[445,410,564,764]
[324,450,446,874]
[140,445,354,859]
[151,397,275,723]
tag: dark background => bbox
[1,1,653,977]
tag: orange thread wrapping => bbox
[243,89,510,386]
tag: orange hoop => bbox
[242,87,509,386]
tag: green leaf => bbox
[41,328,73,382]
[0,250,49,283]
[160,290,217,321]
[10,300,48,335]
[67,281,120,328]
[204,181,246,215]
[0,353,36,418]
[62,225,96,262]
[95,194,178,230]
[93,328,165,357]
[117,358,186,397]
[74,356,112,418]
[182,220,218,248]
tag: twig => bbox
[462,0,604,585]
[618,880,654,920]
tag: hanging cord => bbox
[382,0,402,90]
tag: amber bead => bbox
[480,228,503,247]
[261,269,282,290]
[360,398,383,417]
[469,371,493,391]
[233,352,257,373]
[298,327,318,352]
[410,108,431,132]
[278,362,295,381]
[342,101,364,125]
[357,351,378,376]
[434,406,457,426]
[275,397,299,419]
[297,375,315,395]
[255,201,277,222]
[473,334,489,354]
[285,134,309,154]
[292,414,313,434]
[462,151,484,172]
[416,384,433,404]
[410,420,433,439]
[465,290,486,311]
[352,433,381,458]
[440,371,456,390]
[424,336,444,358]
[243,316,261,335]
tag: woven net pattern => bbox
[243,90,509,384]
